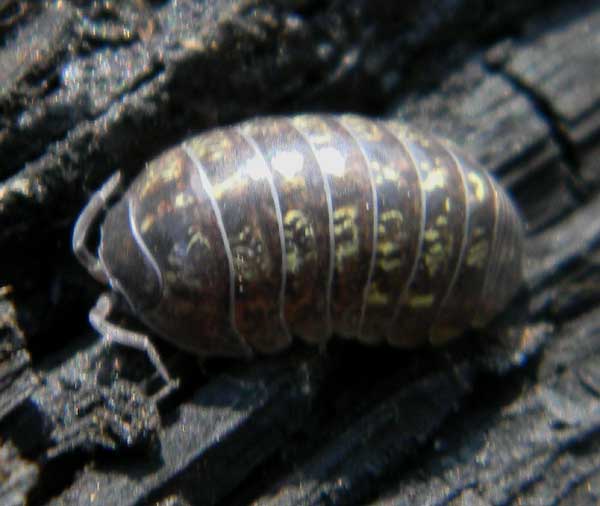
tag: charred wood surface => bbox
[0,1,599,505]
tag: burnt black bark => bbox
[1,0,599,505]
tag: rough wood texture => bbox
[1,0,598,505]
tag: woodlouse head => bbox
[99,199,163,312]
[72,172,162,313]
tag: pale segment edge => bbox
[181,143,248,349]
[235,127,293,346]
[331,116,380,341]
[380,122,428,333]
[479,169,501,322]
[286,117,335,342]
[430,141,472,337]
[127,196,164,299]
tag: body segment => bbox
[78,114,524,358]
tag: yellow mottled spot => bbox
[212,172,244,200]
[378,258,403,272]
[291,117,309,129]
[237,225,252,242]
[374,210,405,270]
[284,210,316,274]
[436,215,448,227]
[165,271,178,284]
[141,214,155,233]
[333,206,359,264]
[367,283,389,305]
[284,210,312,234]
[420,160,432,171]
[424,228,439,242]
[187,231,210,254]
[310,130,333,146]
[287,250,300,274]
[139,157,184,199]
[190,135,232,162]
[369,160,382,172]
[378,209,403,241]
[139,166,159,198]
[466,240,489,268]
[281,177,307,194]
[367,125,383,142]
[409,293,434,308]
[291,117,331,143]
[377,241,399,256]
[341,115,383,142]
[163,163,183,183]
[233,243,264,283]
[424,242,445,276]
[333,206,357,233]
[417,135,430,148]
[421,169,445,191]
[379,163,400,183]
[385,123,408,140]
[467,172,486,202]
[189,138,212,158]
[403,129,417,142]
[211,141,231,161]
[174,192,195,208]
[444,198,451,212]
[380,209,403,225]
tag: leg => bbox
[89,292,179,401]
[72,172,122,284]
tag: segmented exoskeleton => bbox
[73,114,523,379]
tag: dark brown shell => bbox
[94,114,524,357]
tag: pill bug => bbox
[73,114,523,372]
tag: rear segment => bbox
[427,147,524,344]
[382,122,469,347]
[473,173,524,328]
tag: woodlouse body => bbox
[75,114,523,360]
